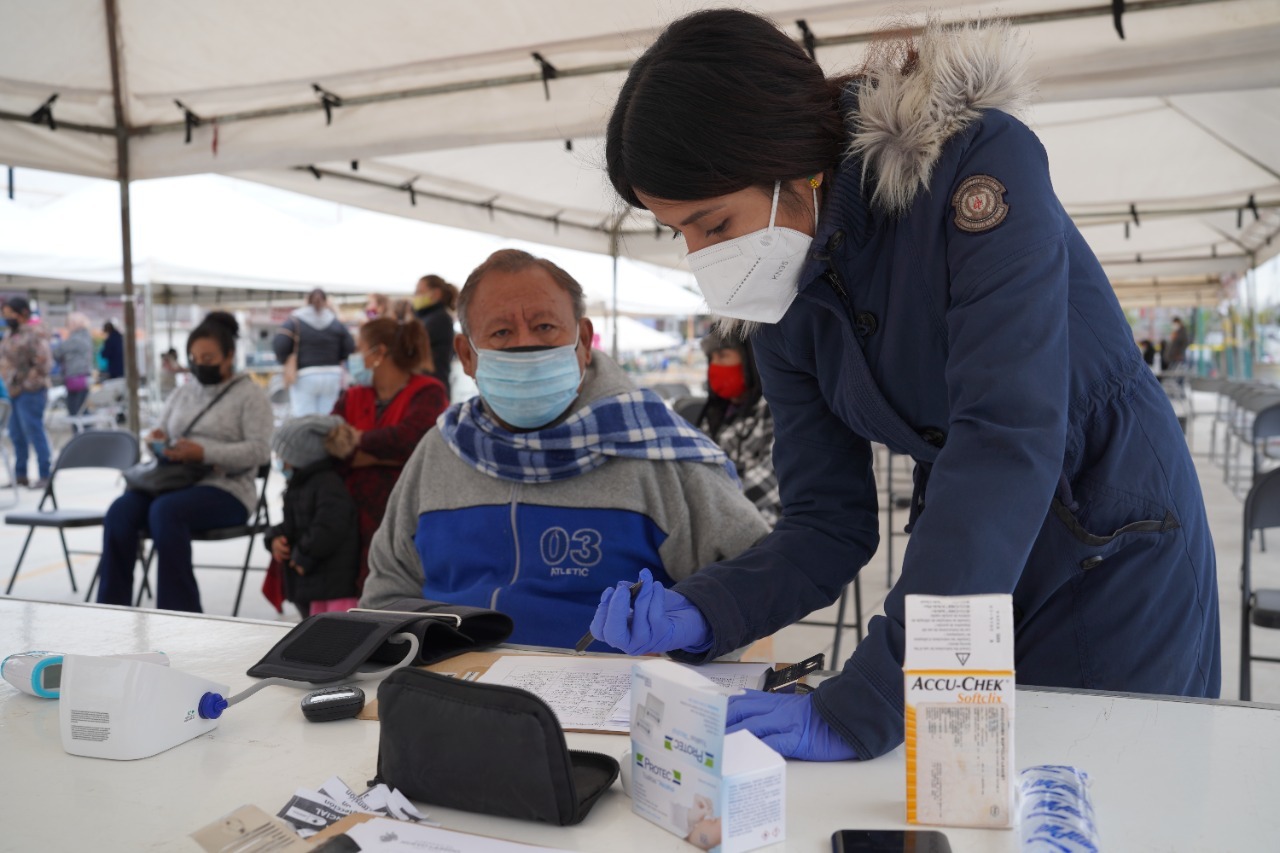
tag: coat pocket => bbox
[1050,498,1180,549]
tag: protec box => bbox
[630,660,785,852]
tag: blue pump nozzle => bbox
[198,691,228,720]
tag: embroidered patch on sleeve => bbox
[951,175,1009,233]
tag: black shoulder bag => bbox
[122,376,246,496]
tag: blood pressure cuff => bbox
[245,598,514,683]
[373,668,619,826]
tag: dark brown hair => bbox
[456,249,586,337]
[188,310,239,357]
[418,274,459,310]
[606,9,849,209]
[360,317,434,374]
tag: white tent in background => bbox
[3,0,1280,422]
[589,315,682,356]
[0,173,703,315]
[2,0,1276,275]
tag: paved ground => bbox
[3,391,1278,703]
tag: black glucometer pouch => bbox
[246,598,513,683]
[373,668,619,826]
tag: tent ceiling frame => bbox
[297,162,1280,246]
[0,0,1230,142]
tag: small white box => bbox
[631,660,785,852]
[904,594,1015,828]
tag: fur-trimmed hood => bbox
[714,19,1033,340]
[850,18,1034,215]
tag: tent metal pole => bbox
[144,279,159,408]
[105,0,140,434]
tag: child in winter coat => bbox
[266,415,360,616]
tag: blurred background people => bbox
[694,332,780,525]
[1138,338,1157,368]
[1167,317,1190,369]
[0,297,53,488]
[100,320,125,380]
[365,293,391,320]
[159,347,187,398]
[413,274,459,393]
[58,312,95,430]
[328,316,449,592]
[274,288,355,417]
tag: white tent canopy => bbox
[0,173,705,314]
[588,314,682,355]
[2,0,1278,282]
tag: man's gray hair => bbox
[457,249,587,337]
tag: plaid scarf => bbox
[438,389,739,485]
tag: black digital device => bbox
[300,686,366,722]
[762,653,824,693]
[832,830,952,853]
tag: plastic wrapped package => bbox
[1019,765,1101,852]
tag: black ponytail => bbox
[188,310,239,358]
[606,9,849,209]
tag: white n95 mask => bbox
[686,181,816,324]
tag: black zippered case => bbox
[246,598,514,683]
[372,668,619,826]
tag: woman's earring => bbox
[808,175,822,189]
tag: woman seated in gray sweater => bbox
[95,312,273,613]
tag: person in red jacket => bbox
[330,317,448,591]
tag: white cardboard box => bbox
[904,594,1015,828]
[630,660,785,852]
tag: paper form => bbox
[476,656,771,733]
[340,817,575,852]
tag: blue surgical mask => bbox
[346,352,373,386]
[472,340,584,429]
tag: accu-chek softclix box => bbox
[904,594,1015,829]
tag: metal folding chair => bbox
[133,464,273,616]
[0,399,19,509]
[4,430,140,596]
[1240,467,1280,700]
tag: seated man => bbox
[362,249,770,649]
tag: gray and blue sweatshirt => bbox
[361,354,771,649]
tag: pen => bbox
[575,579,645,653]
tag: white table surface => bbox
[1,598,1277,853]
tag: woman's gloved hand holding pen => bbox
[589,568,712,655]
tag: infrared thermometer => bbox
[2,651,169,698]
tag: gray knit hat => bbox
[273,415,342,469]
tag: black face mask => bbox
[192,363,225,386]
[4,317,19,331]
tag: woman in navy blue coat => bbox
[589,10,1220,760]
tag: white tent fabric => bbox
[0,173,705,314]
[2,0,1278,287]
[589,315,682,355]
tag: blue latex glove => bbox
[589,568,712,655]
[726,690,859,761]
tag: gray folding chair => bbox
[133,464,274,617]
[0,399,18,509]
[4,430,140,596]
[673,395,707,425]
[1240,467,1280,700]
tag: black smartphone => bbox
[762,652,825,693]
[831,829,953,853]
